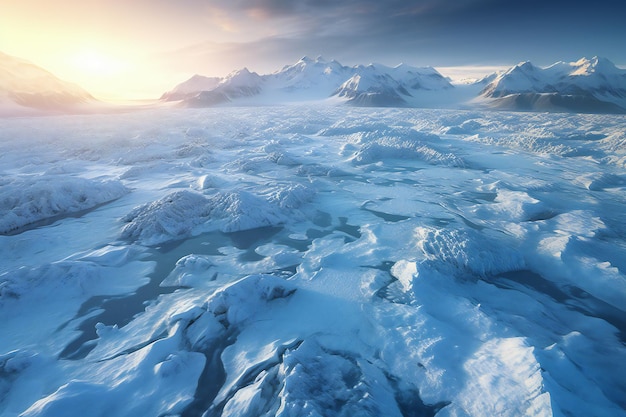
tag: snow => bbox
[1,106,625,417]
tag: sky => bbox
[2,0,625,100]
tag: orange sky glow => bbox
[1,1,243,100]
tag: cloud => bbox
[154,0,626,84]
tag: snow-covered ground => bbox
[1,106,625,417]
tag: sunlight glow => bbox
[71,49,126,77]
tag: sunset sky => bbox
[2,0,625,100]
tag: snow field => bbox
[1,106,625,416]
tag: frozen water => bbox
[1,106,625,417]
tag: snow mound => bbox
[0,176,127,235]
[204,274,296,326]
[121,187,311,244]
[20,331,205,417]
[350,131,464,167]
[161,254,216,287]
[414,226,525,278]
[121,190,211,245]
[455,337,551,417]
[205,190,286,233]
[220,338,400,417]
[266,183,315,209]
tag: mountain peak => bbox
[572,56,619,75]
[511,61,537,72]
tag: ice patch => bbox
[0,176,127,234]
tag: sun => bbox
[71,48,125,77]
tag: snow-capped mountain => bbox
[162,55,626,114]
[332,63,453,107]
[160,74,222,101]
[266,56,352,98]
[0,51,95,114]
[163,56,453,107]
[478,57,626,113]
[181,68,264,107]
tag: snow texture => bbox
[1,106,625,417]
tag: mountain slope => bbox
[332,63,453,107]
[163,56,453,108]
[160,74,222,101]
[266,56,352,99]
[478,57,626,113]
[178,68,264,107]
[0,51,96,114]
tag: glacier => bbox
[1,106,625,417]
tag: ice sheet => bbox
[1,106,625,417]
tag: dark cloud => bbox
[167,0,626,72]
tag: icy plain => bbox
[1,106,625,417]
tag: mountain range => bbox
[476,56,626,113]
[0,51,96,115]
[162,55,626,114]
[1,51,625,115]
[161,56,455,108]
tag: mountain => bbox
[265,56,352,99]
[332,63,453,107]
[162,55,626,114]
[160,74,221,101]
[0,51,96,114]
[182,68,264,107]
[477,56,626,113]
[162,56,453,108]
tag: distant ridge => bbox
[0,51,96,115]
[161,56,453,108]
[477,56,626,113]
[163,56,626,114]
